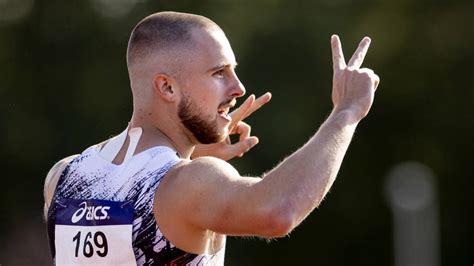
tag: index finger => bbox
[228,94,255,131]
[347,36,371,69]
[331,35,346,71]
[229,92,272,132]
[239,92,272,121]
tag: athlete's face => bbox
[176,27,245,144]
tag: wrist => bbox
[328,108,361,128]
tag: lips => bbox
[217,101,235,122]
[218,106,230,114]
[218,110,232,121]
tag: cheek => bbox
[184,76,225,109]
[188,93,218,117]
[195,81,224,102]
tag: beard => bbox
[178,94,228,144]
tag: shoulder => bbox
[175,156,240,180]
[154,156,261,241]
[156,155,259,215]
[163,156,242,193]
[44,155,79,206]
[155,156,244,210]
[43,154,79,220]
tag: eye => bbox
[214,69,225,78]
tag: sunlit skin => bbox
[120,25,266,161]
[172,27,273,156]
[154,34,379,254]
[192,92,272,160]
[174,28,246,145]
[44,12,379,259]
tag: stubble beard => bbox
[178,95,227,144]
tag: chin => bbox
[180,111,229,144]
[220,126,229,138]
[198,127,228,145]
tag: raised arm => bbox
[252,35,380,231]
[155,35,379,240]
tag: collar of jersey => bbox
[99,125,142,163]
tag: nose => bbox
[229,72,246,98]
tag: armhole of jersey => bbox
[43,154,80,218]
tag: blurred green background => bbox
[0,0,472,265]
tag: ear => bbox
[153,73,177,102]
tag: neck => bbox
[129,110,196,159]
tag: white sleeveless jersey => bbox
[47,143,226,265]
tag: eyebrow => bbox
[207,62,239,73]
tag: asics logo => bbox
[71,201,110,224]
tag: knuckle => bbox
[344,68,355,73]
[374,74,380,85]
[356,68,374,78]
[238,120,248,126]
[358,68,373,74]
[240,122,251,131]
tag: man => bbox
[44,11,379,265]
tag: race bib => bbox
[55,199,136,266]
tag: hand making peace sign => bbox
[331,35,380,122]
[192,92,272,161]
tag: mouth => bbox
[217,101,235,122]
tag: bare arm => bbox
[251,35,380,231]
[156,35,379,238]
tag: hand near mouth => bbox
[191,92,272,161]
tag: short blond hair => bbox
[126,11,219,67]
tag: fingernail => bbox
[245,94,254,103]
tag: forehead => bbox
[187,27,237,71]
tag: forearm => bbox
[256,110,359,229]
